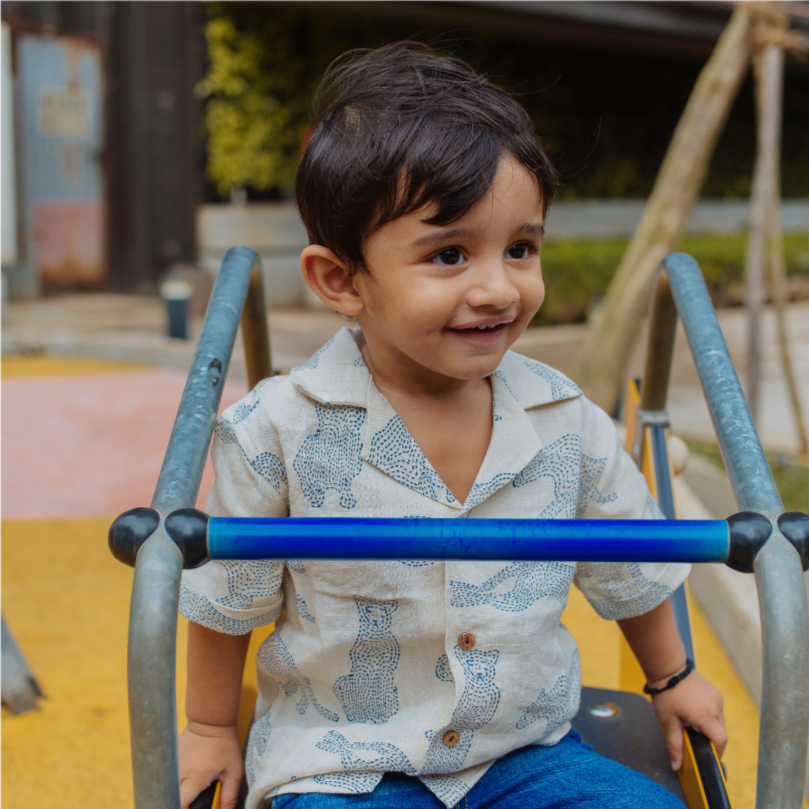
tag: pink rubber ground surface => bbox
[2,368,247,519]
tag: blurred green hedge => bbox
[537,232,809,325]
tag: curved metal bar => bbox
[754,531,809,809]
[128,247,263,809]
[661,252,783,517]
[651,253,808,808]
[151,247,261,514]
[128,529,183,809]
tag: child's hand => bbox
[650,669,727,771]
[179,721,244,809]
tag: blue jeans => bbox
[271,729,684,808]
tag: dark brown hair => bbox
[295,41,559,273]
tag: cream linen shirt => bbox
[180,327,689,809]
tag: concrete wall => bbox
[197,203,310,307]
[196,199,809,308]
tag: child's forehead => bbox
[372,163,545,245]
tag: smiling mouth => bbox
[447,321,512,341]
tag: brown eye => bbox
[507,243,529,259]
[433,248,464,265]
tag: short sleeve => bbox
[179,396,288,635]
[573,398,690,621]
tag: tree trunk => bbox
[753,45,809,455]
[745,43,782,426]
[572,7,750,413]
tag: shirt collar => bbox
[289,327,582,412]
[288,327,370,407]
[289,328,582,511]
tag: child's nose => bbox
[467,260,519,309]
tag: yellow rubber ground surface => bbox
[1,518,768,809]
[0,356,784,809]
[1,355,149,378]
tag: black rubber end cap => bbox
[726,511,773,573]
[108,507,160,567]
[164,508,210,569]
[777,512,809,572]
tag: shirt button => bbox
[443,730,460,747]
[458,632,476,650]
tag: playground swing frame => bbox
[110,248,809,809]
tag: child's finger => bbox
[179,775,211,808]
[701,716,729,759]
[219,773,242,809]
[662,719,685,771]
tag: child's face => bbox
[354,158,545,382]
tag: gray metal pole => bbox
[127,247,262,809]
[664,252,782,517]
[754,532,809,809]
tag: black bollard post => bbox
[160,279,192,340]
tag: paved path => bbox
[4,293,808,452]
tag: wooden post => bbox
[572,7,751,413]
[750,14,809,455]
[744,41,781,426]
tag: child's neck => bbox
[361,341,493,504]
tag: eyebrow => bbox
[409,222,545,249]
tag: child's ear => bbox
[300,245,364,317]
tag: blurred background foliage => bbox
[537,233,809,325]
[200,2,809,201]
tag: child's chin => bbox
[446,355,506,380]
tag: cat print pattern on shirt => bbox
[217,560,284,611]
[179,586,278,636]
[367,416,456,505]
[516,650,582,733]
[245,709,273,782]
[576,563,673,620]
[419,646,500,774]
[522,359,582,401]
[315,730,413,771]
[462,472,518,512]
[179,559,284,634]
[296,593,315,624]
[333,596,400,724]
[578,453,619,516]
[293,404,366,509]
[512,434,616,518]
[449,562,573,612]
[435,653,454,683]
[214,418,288,496]
[231,398,259,424]
[312,772,381,792]
[259,633,338,722]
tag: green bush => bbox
[536,232,809,325]
[688,441,809,512]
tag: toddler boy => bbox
[179,42,726,809]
